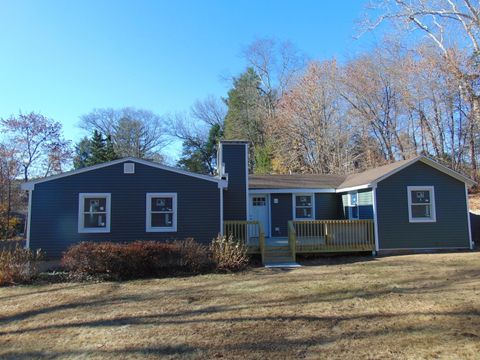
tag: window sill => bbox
[78,228,111,233]
[408,219,436,223]
[146,227,177,233]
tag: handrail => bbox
[223,220,264,256]
[291,219,375,252]
[288,221,296,260]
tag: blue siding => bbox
[30,161,220,258]
[315,193,343,219]
[270,193,292,237]
[222,143,248,221]
[376,161,470,249]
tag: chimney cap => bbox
[220,140,250,145]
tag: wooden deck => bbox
[224,219,375,265]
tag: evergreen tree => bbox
[73,137,92,169]
[177,124,223,175]
[224,67,272,173]
[73,131,119,169]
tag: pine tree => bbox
[103,135,118,162]
[87,130,107,166]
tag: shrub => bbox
[0,245,43,286]
[61,240,214,281]
[210,235,249,272]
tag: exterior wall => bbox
[376,161,470,249]
[340,189,374,219]
[222,143,247,221]
[315,193,343,219]
[268,192,343,237]
[270,193,292,237]
[29,161,220,258]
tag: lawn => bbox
[0,252,479,359]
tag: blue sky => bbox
[0,0,381,161]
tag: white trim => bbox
[407,186,436,223]
[292,193,315,220]
[245,143,249,221]
[249,188,335,194]
[146,193,177,232]
[335,184,371,193]
[372,185,379,252]
[25,190,32,249]
[219,187,224,235]
[465,184,474,250]
[21,157,225,190]
[347,191,359,220]
[249,193,271,237]
[379,247,471,251]
[78,193,111,233]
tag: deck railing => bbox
[288,219,375,253]
[223,220,265,262]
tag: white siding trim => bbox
[465,184,474,250]
[379,247,471,251]
[335,184,371,193]
[78,193,111,233]
[407,186,436,223]
[146,193,177,232]
[25,190,32,249]
[372,185,379,252]
[219,187,224,236]
[249,188,335,194]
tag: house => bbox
[21,140,475,264]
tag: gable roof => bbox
[21,157,226,190]
[248,156,475,191]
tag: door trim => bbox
[249,193,271,238]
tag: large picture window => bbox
[407,186,436,223]
[146,193,177,232]
[78,193,111,233]
[294,194,314,220]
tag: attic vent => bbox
[124,163,135,174]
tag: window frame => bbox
[293,193,315,221]
[348,191,359,220]
[146,192,177,232]
[407,186,436,223]
[78,193,111,233]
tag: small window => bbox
[146,193,177,232]
[78,193,111,233]
[407,186,436,223]
[124,163,135,174]
[348,192,359,220]
[253,196,266,206]
[294,194,314,220]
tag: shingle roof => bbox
[338,157,418,189]
[249,173,346,189]
[248,156,475,190]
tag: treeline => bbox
[172,0,480,186]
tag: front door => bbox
[249,194,269,237]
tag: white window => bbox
[146,193,177,232]
[252,196,266,206]
[407,186,436,223]
[293,194,314,220]
[78,193,111,233]
[348,191,359,220]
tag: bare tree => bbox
[1,112,72,181]
[80,107,169,161]
[362,0,480,181]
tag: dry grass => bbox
[469,193,480,213]
[0,252,479,359]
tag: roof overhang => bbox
[249,188,336,194]
[21,157,227,191]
